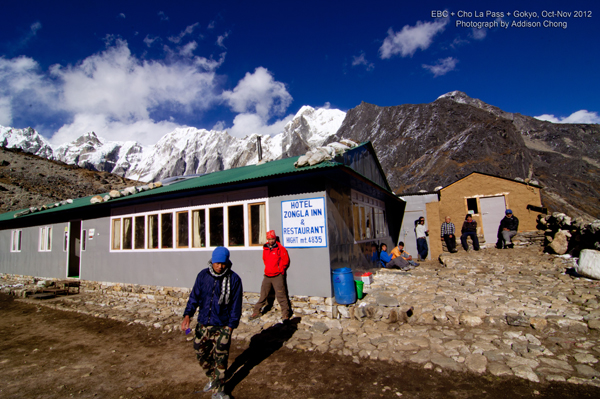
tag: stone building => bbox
[399,172,544,259]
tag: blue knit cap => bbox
[212,246,230,263]
[505,209,513,214]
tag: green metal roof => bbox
[0,152,339,222]
[0,142,397,224]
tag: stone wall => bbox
[0,273,336,318]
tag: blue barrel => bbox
[332,267,357,305]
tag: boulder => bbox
[549,230,569,254]
[576,249,600,280]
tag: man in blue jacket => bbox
[181,247,243,399]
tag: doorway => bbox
[67,220,81,278]
[480,196,506,246]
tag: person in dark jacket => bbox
[497,209,519,249]
[460,214,480,251]
[250,230,291,321]
[181,246,243,399]
[379,243,392,267]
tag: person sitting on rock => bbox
[460,214,480,251]
[378,243,392,268]
[391,242,419,267]
[497,209,519,249]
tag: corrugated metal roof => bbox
[0,150,346,222]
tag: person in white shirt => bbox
[415,216,429,260]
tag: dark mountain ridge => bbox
[328,92,600,221]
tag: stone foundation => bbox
[0,273,337,318]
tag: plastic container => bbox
[355,280,364,299]
[332,267,357,305]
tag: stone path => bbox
[2,245,600,388]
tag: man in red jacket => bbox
[250,230,291,321]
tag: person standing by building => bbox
[498,209,519,249]
[440,216,458,253]
[181,247,243,399]
[415,216,429,260]
[250,230,292,321]
[460,214,480,251]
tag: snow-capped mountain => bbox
[0,126,54,159]
[0,105,346,182]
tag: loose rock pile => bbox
[540,213,600,255]
[2,245,600,387]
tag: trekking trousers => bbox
[194,324,232,392]
[253,274,291,318]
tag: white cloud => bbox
[222,67,292,119]
[0,31,296,145]
[0,55,61,126]
[228,113,293,138]
[379,19,448,58]
[51,39,219,125]
[422,57,458,77]
[207,21,216,30]
[50,113,184,146]
[222,67,294,138]
[212,120,226,131]
[143,35,159,47]
[0,96,12,125]
[351,52,374,71]
[535,110,600,124]
[168,22,199,44]
[471,28,487,40]
[179,41,198,57]
[216,32,229,48]
[158,11,169,21]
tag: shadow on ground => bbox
[225,317,300,395]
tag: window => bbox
[352,191,388,242]
[123,217,133,250]
[39,226,52,252]
[81,230,87,251]
[467,198,479,214]
[192,209,206,248]
[111,219,121,250]
[374,208,388,238]
[249,202,266,246]
[209,207,224,247]
[228,205,245,246]
[134,216,145,249]
[177,211,189,248]
[10,230,22,252]
[161,213,173,249]
[109,197,267,251]
[148,214,159,249]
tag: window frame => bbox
[38,226,53,252]
[109,198,268,252]
[351,190,389,243]
[10,230,22,253]
[248,202,266,246]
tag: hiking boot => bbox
[203,380,218,392]
[212,392,230,399]
[249,312,261,320]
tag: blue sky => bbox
[1,0,598,145]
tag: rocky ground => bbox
[2,245,600,394]
[0,147,140,214]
